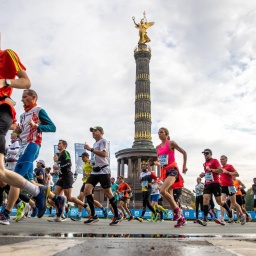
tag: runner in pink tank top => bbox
[157,141,175,165]
[155,127,188,228]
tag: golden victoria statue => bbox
[132,11,154,44]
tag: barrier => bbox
[1,206,255,220]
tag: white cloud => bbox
[1,0,256,193]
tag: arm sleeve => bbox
[38,109,56,132]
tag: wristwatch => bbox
[5,79,11,87]
[91,148,94,152]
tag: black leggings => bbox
[141,191,155,217]
[195,195,203,219]
[0,105,13,154]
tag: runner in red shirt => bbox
[220,155,246,225]
[197,149,233,226]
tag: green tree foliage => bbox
[245,188,254,211]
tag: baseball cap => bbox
[37,160,45,167]
[79,152,89,157]
[253,177,256,181]
[90,126,104,134]
[110,177,115,181]
[202,148,212,154]
[118,175,124,179]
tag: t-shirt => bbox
[111,182,119,200]
[203,158,221,184]
[58,150,72,176]
[0,49,26,79]
[82,161,93,183]
[91,138,110,175]
[5,139,20,162]
[34,167,45,185]
[19,107,56,146]
[139,170,157,192]
[220,164,236,186]
[0,49,26,122]
[118,183,131,198]
[195,183,204,197]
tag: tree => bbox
[245,188,254,211]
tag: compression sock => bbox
[86,194,95,216]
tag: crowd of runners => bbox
[1,48,256,228]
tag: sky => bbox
[1,0,256,195]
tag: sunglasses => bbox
[203,152,210,155]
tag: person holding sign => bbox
[156,127,187,228]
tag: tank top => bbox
[157,140,175,165]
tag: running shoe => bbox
[123,215,128,220]
[173,208,181,221]
[197,219,207,226]
[55,196,65,217]
[246,214,252,222]
[152,212,159,222]
[34,186,50,218]
[240,214,246,225]
[182,219,187,226]
[109,215,123,226]
[84,215,99,225]
[213,218,224,225]
[71,215,82,221]
[102,207,108,218]
[159,219,164,222]
[24,203,30,218]
[220,220,226,225]
[31,207,38,217]
[15,202,26,222]
[48,216,66,222]
[163,209,168,216]
[174,217,186,228]
[135,217,143,222]
[128,216,134,221]
[0,212,10,225]
[194,219,199,224]
[228,218,235,223]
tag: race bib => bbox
[16,143,28,157]
[141,180,148,188]
[228,186,236,194]
[205,172,214,182]
[119,192,124,198]
[254,195,256,199]
[158,155,168,166]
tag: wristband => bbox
[91,148,94,152]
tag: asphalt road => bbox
[0,217,255,256]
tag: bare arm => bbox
[84,144,107,157]
[170,140,188,173]
[0,70,31,89]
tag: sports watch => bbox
[5,79,11,87]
